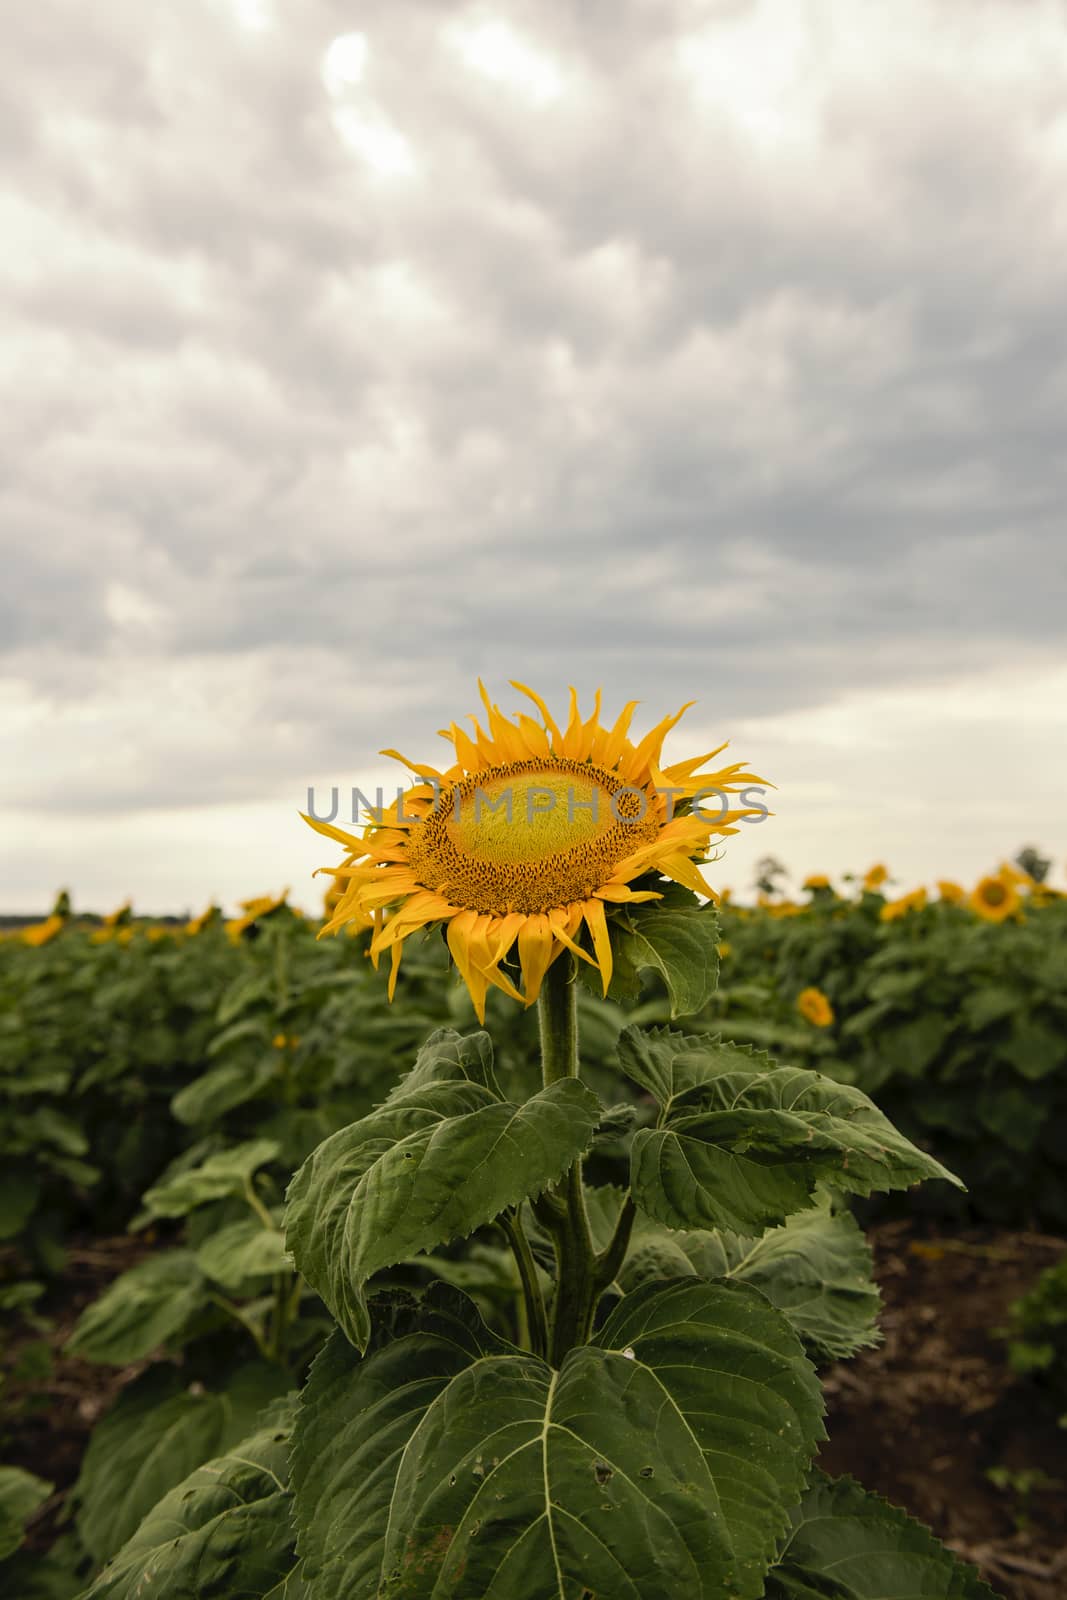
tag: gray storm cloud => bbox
[1,0,1065,888]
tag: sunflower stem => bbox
[537,956,599,1364]
[538,954,579,1083]
[500,1208,548,1359]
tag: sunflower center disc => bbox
[406,757,661,916]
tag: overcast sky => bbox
[3,0,1066,913]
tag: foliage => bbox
[0,877,1051,1594]
[1004,1250,1067,1414]
[703,887,1067,1223]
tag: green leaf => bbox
[285,1077,599,1352]
[142,1139,281,1219]
[383,1028,499,1102]
[0,1464,52,1559]
[765,1472,997,1599]
[83,1399,298,1599]
[877,1016,953,1079]
[1000,1019,1066,1081]
[290,1280,824,1600]
[66,1251,208,1364]
[171,1055,280,1125]
[196,1217,292,1289]
[622,1196,881,1361]
[621,1027,963,1234]
[0,1168,40,1240]
[74,1363,292,1565]
[608,906,721,1016]
[961,985,1022,1031]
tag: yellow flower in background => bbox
[116,928,134,946]
[880,887,928,922]
[997,861,1032,889]
[970,875,1020,923]
[103,901,133,928]
[797,986,834,1026]
[717,941,731,960]
[186,905,221,936]
[23,914,64,948]
[304,681,768,1022]
[802,874,831,891]
[936,880,965,904]
[273,1033,300,1050]
[710,886,733,906]
[863,864,888,891]
[225,891,290,942]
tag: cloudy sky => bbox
[3,0,1066,913]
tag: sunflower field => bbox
[2,687,1065,1598]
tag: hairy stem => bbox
[538,952,579,1083]
[537,956,598,1364]
[500,1208,549,1359]
[595,1194,637,1290]
[207,1292,272,1362]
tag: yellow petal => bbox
[509,680,563,746]
[300,812,370,855]
[582,897,613,995]
[517,913,554,1006]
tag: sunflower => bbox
[802,874,831,891]
[936,880,965,904]
[880,886,928,922]
[22,914,64,948]
[970,875,1020,923]
[863,863,888,891]
[304,682,768,1021]
[797,986,834,1026]
[186,904,221,936]
[103,901,133,928]
[225,890,290,942]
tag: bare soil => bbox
[820,1220,1067,1600]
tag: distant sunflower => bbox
[225,890,290,942]
[304,682,768,1021]
[802,874,831,891]
[186,905,221,936]
[797,986,834,1026]
[880,887,928,922]
[970,875,1020,923]
[863,864,888,891]
[936,880,965,904]
[23,914,64,948]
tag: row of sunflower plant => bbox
[1,683,1006,1599]
[700,862,1067,1224]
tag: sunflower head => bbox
[797,986,834,1027]
[970,875,1020,923]
[225,890,291,943]
[879,887,928,922]
[936,879,965,904]
[304,681,769,1021]
[186,905,222,936]
[103,901,133,929]
[22,914,65,948]
[863,864,888,892]
[802,874,832,892]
